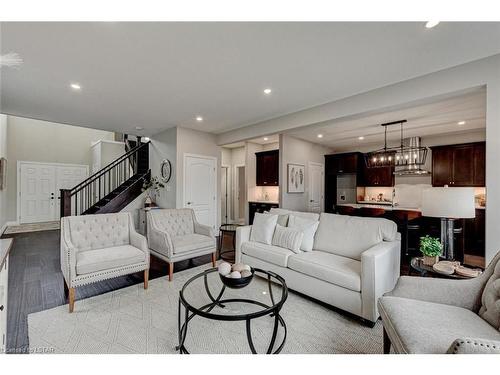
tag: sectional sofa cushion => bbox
[287,251,361,292]
[288,215,320,252]
[272,224,304,253]
[250,213,278,245]
[241,241,295,267]
[269,208,320,222]
[314,213,397,260]
[76,245,146,275]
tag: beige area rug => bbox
[28,263,383,354]
[4,221,60,234]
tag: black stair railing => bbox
[60,141,150,217]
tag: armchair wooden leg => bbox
[68,287,75,313]
[168,262,173,281]
[144,269,149,289]
[383,326,391,354]
[211,252,216,267]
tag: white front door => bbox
[19,162,89,223]
[308,162,324,213]
[184,154,217,230]
[19,163,57,223]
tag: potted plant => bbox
[142,176,167,208]
[419,235,443,266]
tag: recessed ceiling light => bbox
[70,83,81,90]
[317,134,323,138]
[358,136,365,140]
[135,126,143,130]
[263,137,269,141]
[263,88,272,95]
[196,116,203,122]
[458,121,466,125]
[425,21,440,29]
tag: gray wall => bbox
[280,134,333,211]
[5,115,115,222]
[149,127,177,209]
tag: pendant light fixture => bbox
[365,120,428,171]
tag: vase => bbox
[144,195,152,208]
[423,255,439,266]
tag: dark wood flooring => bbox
[2,229,225,354]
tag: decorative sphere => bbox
[232,263,247,272]
[241,264,251,272]
[240,270,252,278]
[218,262,231,276]
[229,271,241,279]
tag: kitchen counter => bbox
[337,203,486,212]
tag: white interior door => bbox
[184,155,217,230]
[19,162,89,223]
[19,163,57,223]
[221,166,229,224]
[234,165,245,224]
[308,162,324,213]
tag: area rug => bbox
[28,263,383,354]
[4,221,60,234]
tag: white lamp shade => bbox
[421,187,476,219]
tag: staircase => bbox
[60,140,150,217]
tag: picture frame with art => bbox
[287,163,305,193]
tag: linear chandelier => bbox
[365,120,428,169]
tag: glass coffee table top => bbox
[410,257,478,279]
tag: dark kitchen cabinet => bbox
[256,150,279,186]
[431,142,485,187]
[249,201,279,224]
[362,165,395,187]
[463,209,486,258]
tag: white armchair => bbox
[147,208,216,280]
[60,212,150,312]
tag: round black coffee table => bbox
[218,224,241,262]
[177,267,288,354]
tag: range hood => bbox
[393,137,430,176]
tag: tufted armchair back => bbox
[148,208,195,237]
[63,212,132,252]
[478,251,500,329]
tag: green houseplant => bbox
[142,176,167,207]
[419,235,443,266]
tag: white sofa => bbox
[147,208,216,281]
[61,212,150,313]
[235,209,401,324]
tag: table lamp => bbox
[421,187,475,260]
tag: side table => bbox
[218,224,241,262]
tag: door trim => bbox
[17,161,89,223]
[221,164,231,224]
[233,163,245,223]
[182,153,218,229]
[308,161,324,213]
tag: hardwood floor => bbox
[2,229,220,354]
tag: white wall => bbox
[149,127,177,209]
[0,115,8,232]
[279,134,333,211]
[5,115,115,223]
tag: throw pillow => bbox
[272,224,304,253]
[287,215,319,252]
[250,213,278,245]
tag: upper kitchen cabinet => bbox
[362,164,395,187]
[325,152,361,175]
[431,142,485,187]
[256,149,279,186]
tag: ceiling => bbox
[288,88,486,151]
[1,22,499,137]
[223,133,279,148]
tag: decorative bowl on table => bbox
[218,262,254,289]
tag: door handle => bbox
[309,200,314,202]
[186,202,192,205]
